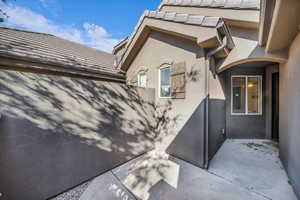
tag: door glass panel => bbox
[247,77,262,114]
[232,77,246,114]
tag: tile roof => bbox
[146,10,221,27]
[0,27,120,76]
[159,0,260,10]
[116,10,223,69]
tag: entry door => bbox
[272,73,279,140]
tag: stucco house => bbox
[114,0,298,183]
[0,0,300,200]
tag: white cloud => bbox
[1,6,120,53]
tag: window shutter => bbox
[171,62,186,99]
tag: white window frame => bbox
[138,71,147,88]
[158,65,172,99]
[231,75,263,116]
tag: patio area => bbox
[54,139,297,200]
[209,139,297,200]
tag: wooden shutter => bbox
[171,62,186,99]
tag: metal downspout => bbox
[204,51,210,169]
[203,35,229,169]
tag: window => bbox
[159,66,171,98]
[138,71,147,88]
[232,76,262,115]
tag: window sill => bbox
[159,96,172,99]
[231,113,263,116]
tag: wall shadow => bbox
[208,99,226,160]
[166,99,207,168]
[0,70,177,200]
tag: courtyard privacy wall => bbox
[279,33,300,198]
[0,70,156,200]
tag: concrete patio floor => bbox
[209,139,298,200]
[63,139,297,200]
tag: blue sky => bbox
[0,0,160,52]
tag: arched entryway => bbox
[218,60,280,140]
[207,60,297,199]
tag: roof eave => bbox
[117,10,230,72]
[0,54,126,83]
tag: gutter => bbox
[206,20,234,76]
[204,53,210,169]
[206,37,228,76]
[203,40,228,169]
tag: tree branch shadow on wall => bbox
[0,71,181,158]
[107,66,205,200]
[0,70,183,200]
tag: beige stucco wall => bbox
[126,30,207,152]
[218,26,287,72]
[279,33,300,198]
[120,17,217,71]
[124,25,268,159]
[266,0,300,52]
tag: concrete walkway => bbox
[209,139,298,200]
[77,139,297,200]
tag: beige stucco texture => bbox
[218,27,287,72]
[279,33,300,197]
[126,31,207,152]
[120,18,217,72]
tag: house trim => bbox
[217,56,287,73]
